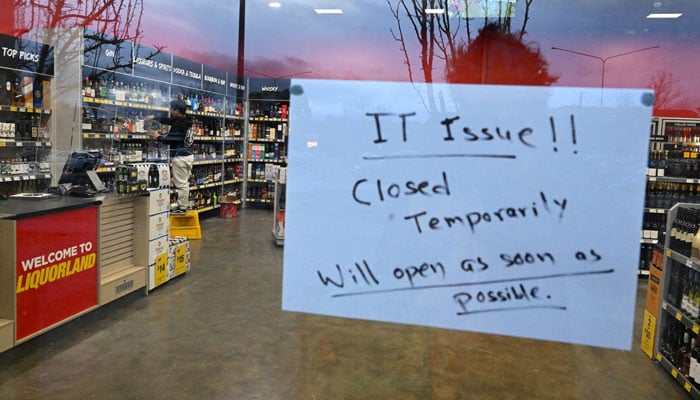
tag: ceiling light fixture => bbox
[314,8,343,14]
[425,8,445,14]
[268,2,281,8]
[646,13,682,18]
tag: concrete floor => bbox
[0,209,691,399]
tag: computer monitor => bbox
[57,150,106,191]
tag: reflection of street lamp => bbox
[244,68,313,85]
[551,45,659,88]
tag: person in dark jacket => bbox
[146,99,193,213]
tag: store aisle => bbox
[0,209,690,399]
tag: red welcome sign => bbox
[15,206,98,340]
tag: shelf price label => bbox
[154,253,168,287]
[174,243,187,276]
[667,249,672,257]
[676,312,683,321]
[672,369,679,378]
[656,353,663,361]
[687,259,694,268]
[693,325,699,335]
[685,382,692,392]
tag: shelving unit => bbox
[78,28,246,214]
[0,33,54,196]
[653,203,700,398]
[242,80,289,209]
[641,117,700,276]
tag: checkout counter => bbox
[0,189,169,352]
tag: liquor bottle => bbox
[693,274,700,321]
[671,209,682,252]
[108,79,116,101]
[83,76,91,97]
[4,75,13,105]
[690,336,700,383]
[691,218,700,261]
[12,76,22,107]
[685,270,694,315]
[677,331,692,374]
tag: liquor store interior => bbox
[1,1,700,399]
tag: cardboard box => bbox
[149,214,169,240]
[148,252,169,290]
[169,237,190,277]
[220,202,237,219]
[148,188,170,215]
[220,194,239,203]
[148,236,169,266]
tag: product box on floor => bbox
[219,194,239,219]
[148,236,191,291]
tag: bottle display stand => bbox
[0,33,54,198]
[641,118,700,276]
[653,202,700,398]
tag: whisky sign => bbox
[283,79,653,350]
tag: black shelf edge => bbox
[656,353,700,398]
[661,301,700,336]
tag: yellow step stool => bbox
[169,210,202,240]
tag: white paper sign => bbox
[282,79,654,350]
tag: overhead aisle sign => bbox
[282,79,654,350]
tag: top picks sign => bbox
[282,79,653,350]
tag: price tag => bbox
[677,312,683,321]
[687,259,694,268]
[662,302,668,310]
[672,369,678,378]
[0,142,5,147]
[174,243,187,276]
[35,142,41,147]
[12,176,19,181]
[693,325,699,335]
[656,353,663,361]
[666,249,672,257]
[16,142,22,146]
[685,382,692,392]
[649,176,657,182]
[10,106,17,112]
[154,253,168,287]
[18,107,25,112]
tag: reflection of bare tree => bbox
[10,1,152,180]
[387,0,537,84]
[446,22,557,85]
[10,1,153,81]
[649,70,693,115]
[13,0,144,42]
